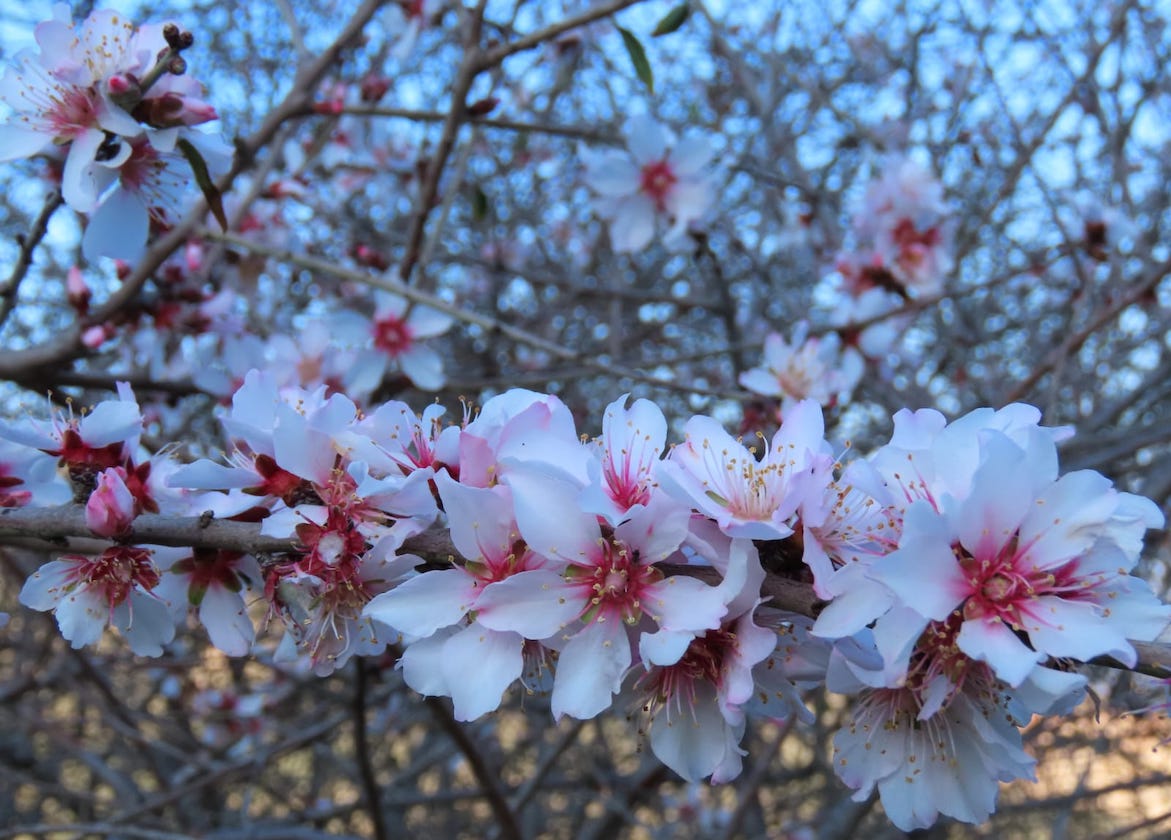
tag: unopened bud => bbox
[162,22,182,47]
[168,56,187,75]
[67,266,91,314]
[466,96,499,117]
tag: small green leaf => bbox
[617,26,654,94]
[471,185,489,222]
[652,3,690,37]
[176,136,228,232]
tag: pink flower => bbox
[635,540,776,782]
[582,115,714,252]
[738,323,864,414]
[580,393,670,525]
[157,548,261,656]
[366,474,556,720]
[341,292,453,392]
[474,470,730,720]
[19,545,175,656]
[848,155,951,296]
[658,400,833,540]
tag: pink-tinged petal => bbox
[364,569,477,637]
[951,434,1033,557]
[442,625,524,721]
[956,617,1042,686]
[650,682,735,782]
[400,630,455,696]
[374,291,410,320]
[0,124,49,161]
[738,368,783,397]
[551,618,632,719]
[667,135,713,175]
[811,568,895,638]
[115,591,175,657]
[625,115,669,165]
[399,345,445,391]
[436,473,518,562]
[872,606,928,678]
[199,585,254,656]
[507,469,597,562]
[609,193,657,253]
[615,493,689,561]
[871,541,966,622]
[168,460,257,490]
[19,559,75,610]
[273,404,333,483]
[889,407,946,449]
[639,628,694,666]
[1021,595,1142,665]
[406,305,453,338]
[474,570,581,638]
[1018,470,1119,566]
[61,128,108,212]
[642,575,726,633]
[79,399,142,446]
[1012,665,1087,715]
[55,588,108,648]
[664,178,710,224]
[583,151,640,196]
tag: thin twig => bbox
[423,696,525,840]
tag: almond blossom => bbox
[738,323,864,415]
[19,545,175,656]
[365,474,555,721]
[658,400,833,541]
[338,292,454,393]
[635,540,776,782]
[582,114,714,253]
[474,470,730,720]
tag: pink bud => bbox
[81,324,112,349]
[86,467,136,537]
[185,241,205,272]
[67,266,91,314]
[107,74,135,95]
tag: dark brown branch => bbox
[1,504,1167,680]
[0,190,64,329]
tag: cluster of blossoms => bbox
[0,4,229,262]
[4,378,1167,831]
[739,156,952,419]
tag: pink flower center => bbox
[572,539,662,624]
[640,160,676,211]
[638,627,737,718]
[66,546,159,607]
[373,315,414,356]
[955,535,1094,629]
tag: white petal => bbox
[550,618,631,719]
[442,625,524,721]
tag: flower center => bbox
[640,160,676,211]
[373,315,414,356]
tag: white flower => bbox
[582,115,714,253]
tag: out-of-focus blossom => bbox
[739,323,864,415]
[340,292,454,393]
[582,115,714,253]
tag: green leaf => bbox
[176,136,228,232]
[471,185,489,222]
[652,3,690,37]
[617,26,654,94]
